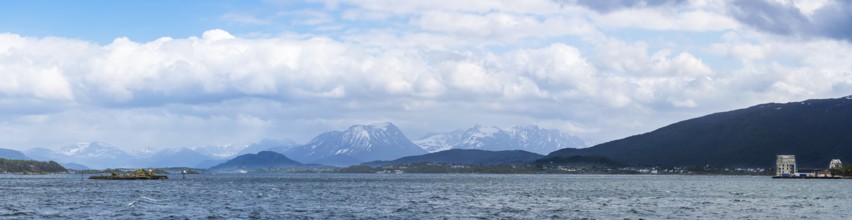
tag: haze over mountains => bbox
[27,142,137,169]
[0,148,30,160]
[6,95,852,170]
[9,123,585,169]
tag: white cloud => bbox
[594,8,739,31]
[3,27,847,148]
[221,12,272,25]
[3,0,852,150]
[413,11,542,40]
[0,63,75,101]
[327,0,563,15]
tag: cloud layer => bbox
[728,0,852,41]
[1,0,851,150]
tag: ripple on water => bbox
[1,174,852,219]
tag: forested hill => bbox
[547,96,852,168]
[0,159,68,174]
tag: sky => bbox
[1,0,851,150]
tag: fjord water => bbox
[2,174,850,219]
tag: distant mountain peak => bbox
[24,141,135,169]
[272,122,426,166]
[59,142,125,157]
[193,143,250,159]
[62,143,90,156]
[467,125,501,137]
[415,124,586,154]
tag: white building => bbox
[830,159,842,169]
[776,155,796,176]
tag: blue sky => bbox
[1,0,851,150]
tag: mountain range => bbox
[414,125,586,154]
[27,142,137,169]
[24,142,241,169]
[547,95,852,168]
[363,149,544,167]
[13,123,586,169]
[17,138,300,169]
[10,95,852,170]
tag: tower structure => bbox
[776,155,796,176]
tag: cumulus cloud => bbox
[573,0,687,13]
[2,0,852,150]
[0,28,725,146]
[728,0,852,41]
[593,7,739,31]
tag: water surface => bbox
[1,173,849,219]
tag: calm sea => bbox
[1,173,850,219]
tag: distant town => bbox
[774,155,850,179]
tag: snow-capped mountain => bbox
[17,125,583,168]
[59,142,129,158]
[414,125,586,155]
[511,125,587,152]
[126,147,157,158]
[193,143,250,159]
[413,130,466,153]
[275,122,427,166]
[26,142,136,169]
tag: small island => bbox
[89,169,168,180]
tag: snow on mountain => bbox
[58,142,129,160]
[26,142,136,169]
[513,125,587,152]
[25,142,219,169]
[193,143,250,159]
[415,125,587,155]
[412,130,465,153]
[58,142,129,158]
[127,147,157,158]
[459,125,516,150]
[16,124,584,168]
[275,122,427,166]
